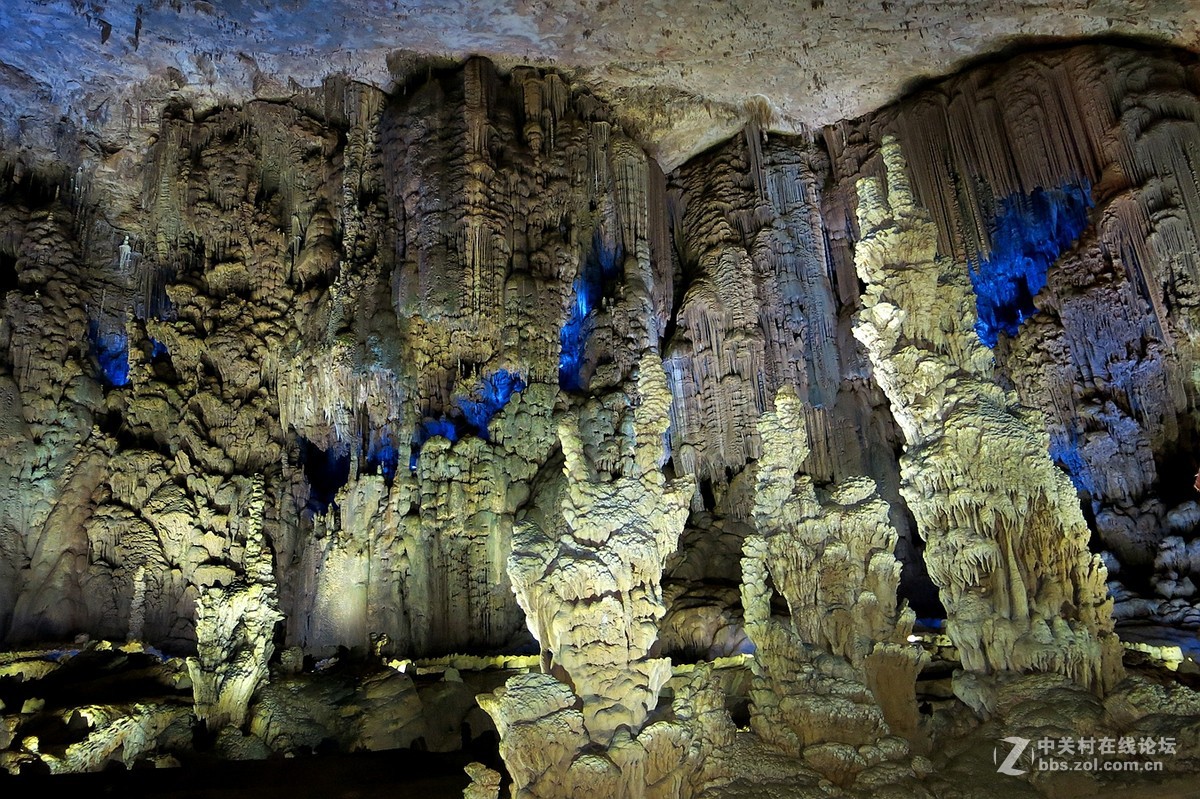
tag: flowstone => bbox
[851,137,1123,696]
[740,386,927,788]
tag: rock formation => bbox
[38,702,191,775]
[740,385,927,787]
[507,354,691,744]
[665,130,843,486]
[0,58,680,666]
[661,126,942,641]
[480,354,734,798]
[4,0,1200,173]
[187,477,282,730]
[824,45,1200,630]
[464,762,504,799]
[851,136,1123,694]
[5,31,1200,799]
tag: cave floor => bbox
[0,747,473,798]
[1091,779,1200,798]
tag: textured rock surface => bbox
[851,137,1123,692]
[14,44,1196,683]
[480,656,735,799]
[666,131,861,485]
[0,642,195,775]
[740,386,927,787]
[825,42,1200,633]
[38,702,191,775]
[0,57,676,665]
[247,667,441,755]
[464,761,503,799]
[187,478,282,730]
[661,127,939,634]
[481,355,735,798]
[507,355,692,745]
[4,1,1200,171]
[6,33,1200,797]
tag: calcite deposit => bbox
[480,355,734,798]
[740,386,927,787]
[851,136,1123,694]
[4,0,1200,172]
[3,16,1200,799]
[187,477,282,730]
[505,355,693,746]
[820,42,1200,640]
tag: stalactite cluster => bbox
[825,43,1200,632]
[3,39,1200,798]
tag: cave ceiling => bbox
[2,0,1199,170]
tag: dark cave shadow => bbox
[896,31,1198,103]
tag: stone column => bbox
[850,137,1123,697]
[740,386,927,787]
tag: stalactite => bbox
[665,131,888,493]
[825,44,1200,623]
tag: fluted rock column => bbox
[741,386,927,786]
[477,355,733,799]
[505,354,692,745]
[187,477,283,729]
[851,137,1123,695]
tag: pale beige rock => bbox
[187,478,283,730]
[851,137,1123,694]
[824,45,1200,623]
[464,762,503,799]
[507,355,693,747]
[6,37,1200,798]
[740,386,926,786]
[41,703,192,774]
[480,356,735,798]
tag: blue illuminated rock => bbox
[970,183,1091,348]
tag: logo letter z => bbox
[997,736,1030,776]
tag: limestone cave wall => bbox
[2,40,1200,690]
[824,43,1200,628]
[0,59,675,659]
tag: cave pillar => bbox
[740,386,927,787]
[477,354,732,798]
[850,137,1123,697]
[187,477,283,730]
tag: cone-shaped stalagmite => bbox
[741,386,927,787]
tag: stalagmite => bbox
[740,385,927,787]
[851,137,1123,696]
[823,46,1200,618]
[6,34,1200,797]
[187,478,283,730]
[479,354,733,798]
